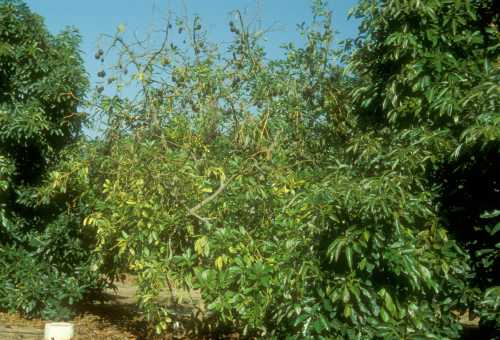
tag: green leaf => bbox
[384,292,396,316]
[343,304,352,319]
[380,308,390,323]
[346,247,353,269]
[342,286,351,304]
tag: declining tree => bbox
[48,1,495,338]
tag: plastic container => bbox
[44,322,74,340]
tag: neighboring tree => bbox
[0,0,104,319]
[350,0,500,334]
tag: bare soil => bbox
[0,276,213,339]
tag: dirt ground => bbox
[0,277,214,340]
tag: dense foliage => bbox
[350,0,500,333]
[0,0,105,319]
[2,0,499,338]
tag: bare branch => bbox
[188,173,239,224]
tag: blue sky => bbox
[24,0,359,90]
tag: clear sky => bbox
[24,0,359,90]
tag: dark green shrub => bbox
[0,245,87,319]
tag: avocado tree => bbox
[350,0,500,333]
[0,0,105,319]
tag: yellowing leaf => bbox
[195,236,209,256]
[215,256,225,270]
[343,304,352,318]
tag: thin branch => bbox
[188,173,239,223]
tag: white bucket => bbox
[44,322,74,340]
